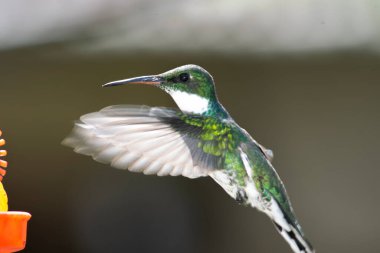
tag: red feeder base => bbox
[0,212,31,253]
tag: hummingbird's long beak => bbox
[102,75,163,87]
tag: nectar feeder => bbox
[0,130,31,253]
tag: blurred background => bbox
[1,0,380,252]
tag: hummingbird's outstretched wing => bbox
[63,105,244,178]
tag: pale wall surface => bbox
[1,0,380,53]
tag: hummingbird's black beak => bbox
[102,75,164,87]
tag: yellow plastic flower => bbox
[0,182,7,211]
[0,130,8,211]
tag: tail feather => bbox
[273,221,314,253]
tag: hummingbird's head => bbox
[103,65,218,115]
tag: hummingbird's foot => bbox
[235,190,248,205]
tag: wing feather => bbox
[63,105,219,178]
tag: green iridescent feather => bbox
[163,112,300,230]
[243,143,300,229]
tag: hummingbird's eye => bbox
[179,73,190,82]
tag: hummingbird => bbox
[63,65,314,253]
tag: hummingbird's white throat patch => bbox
[168,90,209,114]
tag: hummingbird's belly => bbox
[209,170,267,210]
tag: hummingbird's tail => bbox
[272,220,314,253]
